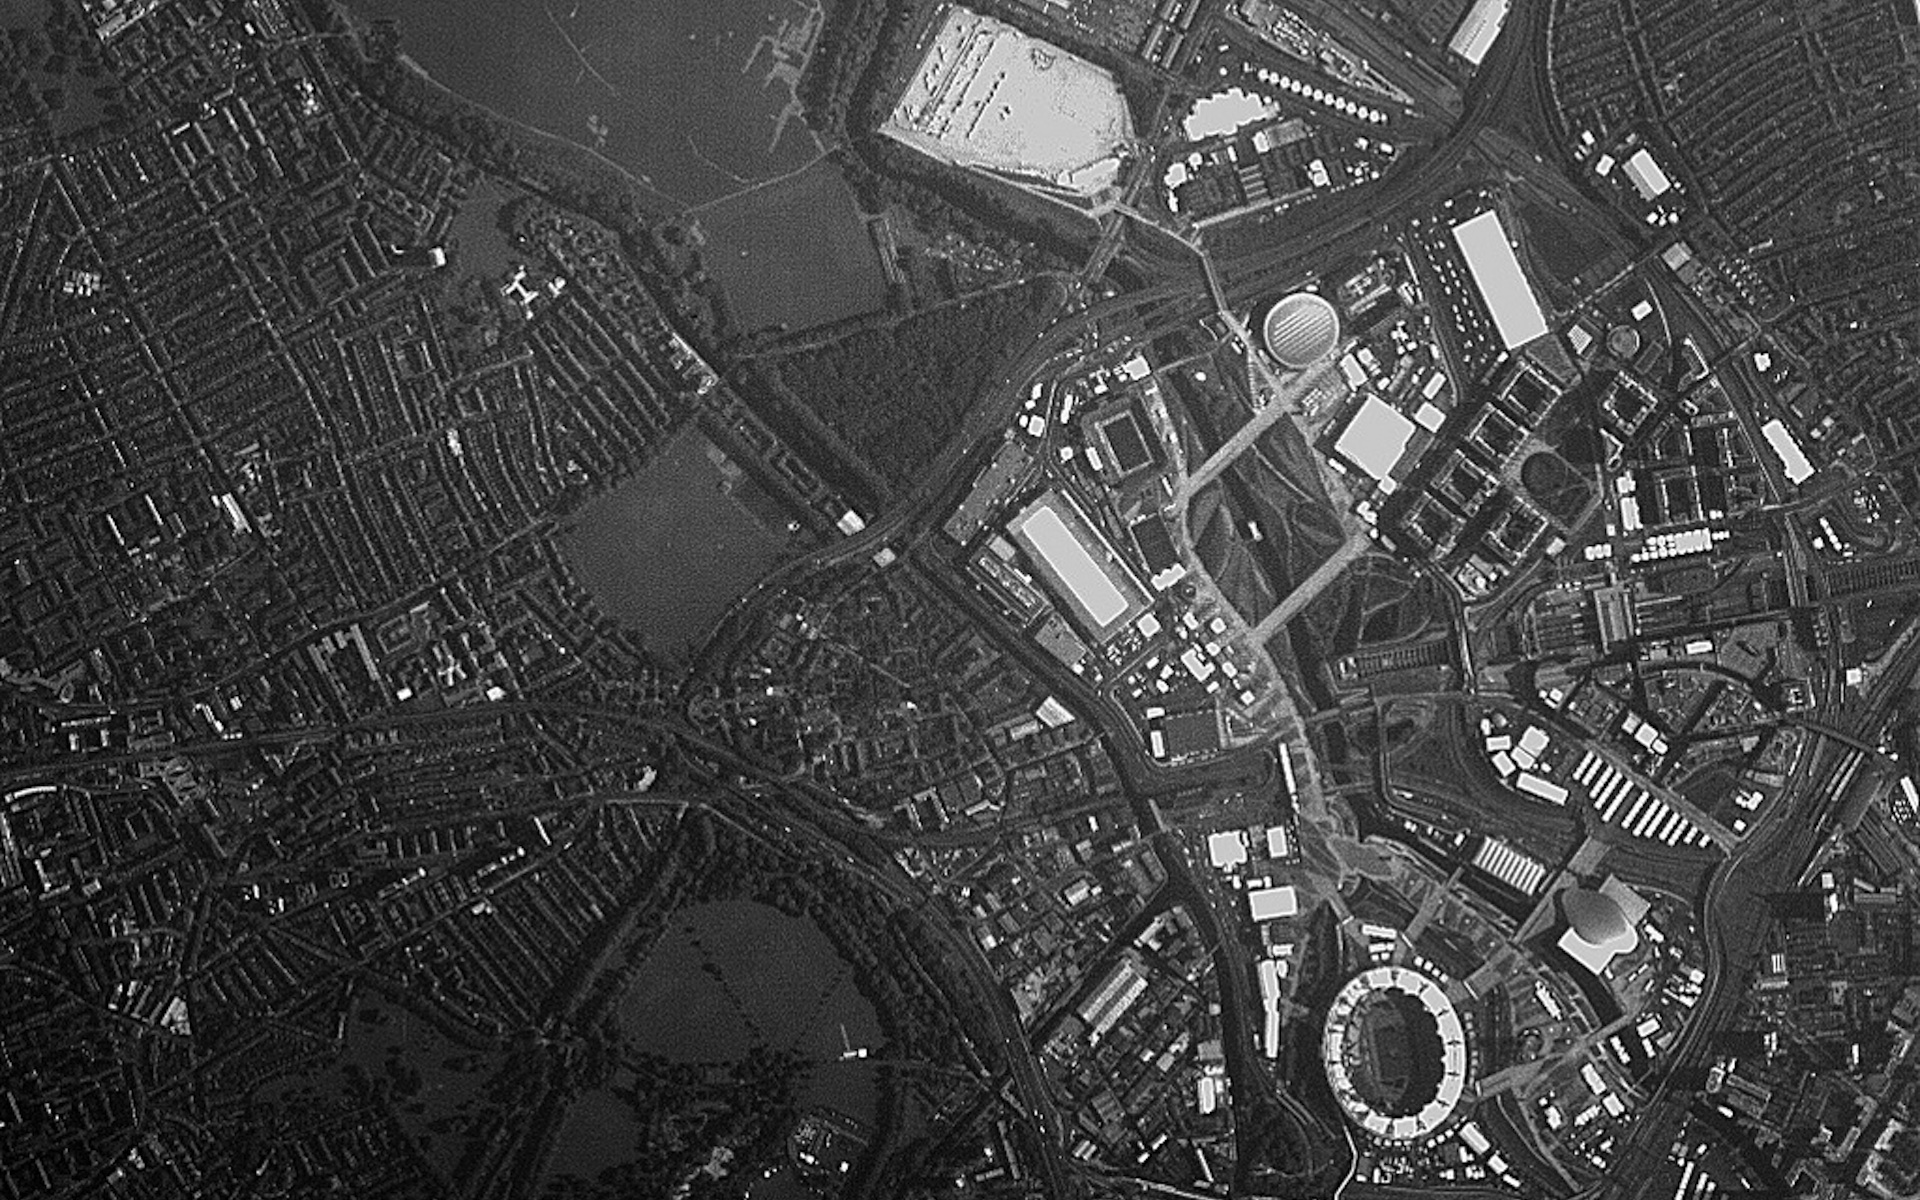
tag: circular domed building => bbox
[1322,965,1469,1143]
[1261,291,1341,369]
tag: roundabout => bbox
[1322,965,1470,1142]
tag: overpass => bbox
[1174,356,1345,505]
[1244,527,1373,647]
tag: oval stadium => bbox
[1261,291,1341,369]
[1322,965,1469,1143]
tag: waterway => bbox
[560,427,798,661]
[346,0,888,331]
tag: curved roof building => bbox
[1322,965,1469,1143]
[1261,292,1341,369]
[1557,879,1649,975]
[1563,888,1634,949]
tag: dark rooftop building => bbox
[1130,512,1180,578]
[1163,708,1223,759]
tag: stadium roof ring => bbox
[1261,291,1341,369]
[1321,965,1470,1143]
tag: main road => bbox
[668,0,1722,1193]
[687,280,1207,678]
[1601,613,1920,1197]
[1208,0,1568,307]
[871,3,1652,1193]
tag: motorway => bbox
[876,4,1665,1194]
[1168,1,1882,1192]
[660,0,1892,1192]
[685,280,1203,674]
[1575,237,1860,1196]
[681,273,1288,1196]
[1209,0,1556,306]
[531,7,1868,1191]
[863,14,1577,1182]
[614,3,1897,1191]
[1603,624,1920,1198]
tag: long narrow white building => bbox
[1450,209,1549,349]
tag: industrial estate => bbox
[2,0,1917,1198]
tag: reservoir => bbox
[345,0,888,330]
[560,428,797,661]
[543,900,885,1196]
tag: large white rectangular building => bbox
[1008,492,1148,641]
[1623,148,1674,200]
[883,6,1133,207]
[1760,418,1815,484]
[1248,885,1299,921]
[1451,210,1549,349]
[1333,394,1418,487]
[1448,0,1511,66]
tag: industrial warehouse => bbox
[1007,491,1151,644]
[881,4,1136,210]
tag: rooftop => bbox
[1248,885,1299,920]
[1007,492,1148,641]
[1449,209,1548,350]
[1323,965,1469,1142]
[883,6,1134,202]
[1334,394,1418,485]
[1262,292,1342,369]
[1207,830,1249,870]
[1448,0,1511,66]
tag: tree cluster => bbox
[766,279,1055,492]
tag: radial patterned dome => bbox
[1260,291,1341,369]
